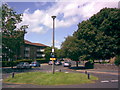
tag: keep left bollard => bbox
[59,69,61,72]
[12,72,15,78]
[88,73,90,79]
[85,71,87,74]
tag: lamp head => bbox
[51,16,56,19]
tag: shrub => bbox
[16,59,33,63]
[114,55,120,66]
[85,60,94,69]
[2,59,48,67]
[2,61,19,67]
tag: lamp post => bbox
[51,16,56,74]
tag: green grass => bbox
[4,72,98,85]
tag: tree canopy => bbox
[61,8,120,65]
[2,4,28,61]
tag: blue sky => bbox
[6,0,119,49]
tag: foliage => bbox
[4,72,98,85]
[85,61,94,69]
[44,47,52,61]
[114,55,120,66]
[2,4,28,61]
[2,61,19,67]
[2,58,48,67]
[61,36,80,61]
[44,46,62,61]
[61,8,120,65]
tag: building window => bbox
[25,47,30,51]
[42,54,45,57]
[25,54,30,57]
[37,49,45,52]
[36,54,45,57]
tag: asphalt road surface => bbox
[1,62,119,88]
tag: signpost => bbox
[51,16,56,74]
[50,58,56,60]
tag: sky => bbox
[4,0,119,49]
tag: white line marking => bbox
[111,80,118,82]
[65,72,69,73]
[101,80,109,83]
[0,79,3,81]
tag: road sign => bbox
[50,58,56,60]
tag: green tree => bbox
[74,20,97,60]
[61,8,120,66]
[61,36,80,67]
[2,4,28,65]
[89,8,120,59]
[74,8,120,61]
[44,47,52,61]
[114,55,120,66]
[44,46,62,61]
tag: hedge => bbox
[114,55,120,66]
[1,59,49,67]
[85,61,94,69]
[2,61,19,67]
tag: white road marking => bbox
[65,72,69,73]
[101,80,109,83]
[0,79,3,81]
[111,80,118,82]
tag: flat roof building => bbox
[20,40,48,60]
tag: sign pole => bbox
[51,16,56,74]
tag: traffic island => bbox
[3,72,98,85]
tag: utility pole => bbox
[51,16,56,74]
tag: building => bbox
[20,40,48,60]
[2,40,48,61]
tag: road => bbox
[1,62,119,88]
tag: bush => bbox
[36,59,49,63]
[2,61,19,67]
[16,59,33,63]
[2,59,48,67]
[114,55,120,66]
[85,61,94,69]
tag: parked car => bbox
[30,61,41,67]
[48,61,54,65]
[48,60,58,65]
[55,61,62,65]
[63,62,71,67]
[17,62,32,69]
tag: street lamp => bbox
[51,16,56,74]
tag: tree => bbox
[61,8,120,66]
[74,8,120,60]
[114,55,120,66]
[61,36,80,67]
[44,47,52,61]
[44,46,62,61]
[2,4,28,64]
[89,8,120,59]
[74,20,97,60]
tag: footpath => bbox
[69,63,119,75]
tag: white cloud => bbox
[18,0,119,34]
[31,26,44,33]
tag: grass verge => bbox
[4,72,98,85]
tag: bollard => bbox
[59,69,61,72]
[88,73,90,79]
[85,71,87,74]
[12,72,15,78]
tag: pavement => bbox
[75,69,119,75]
